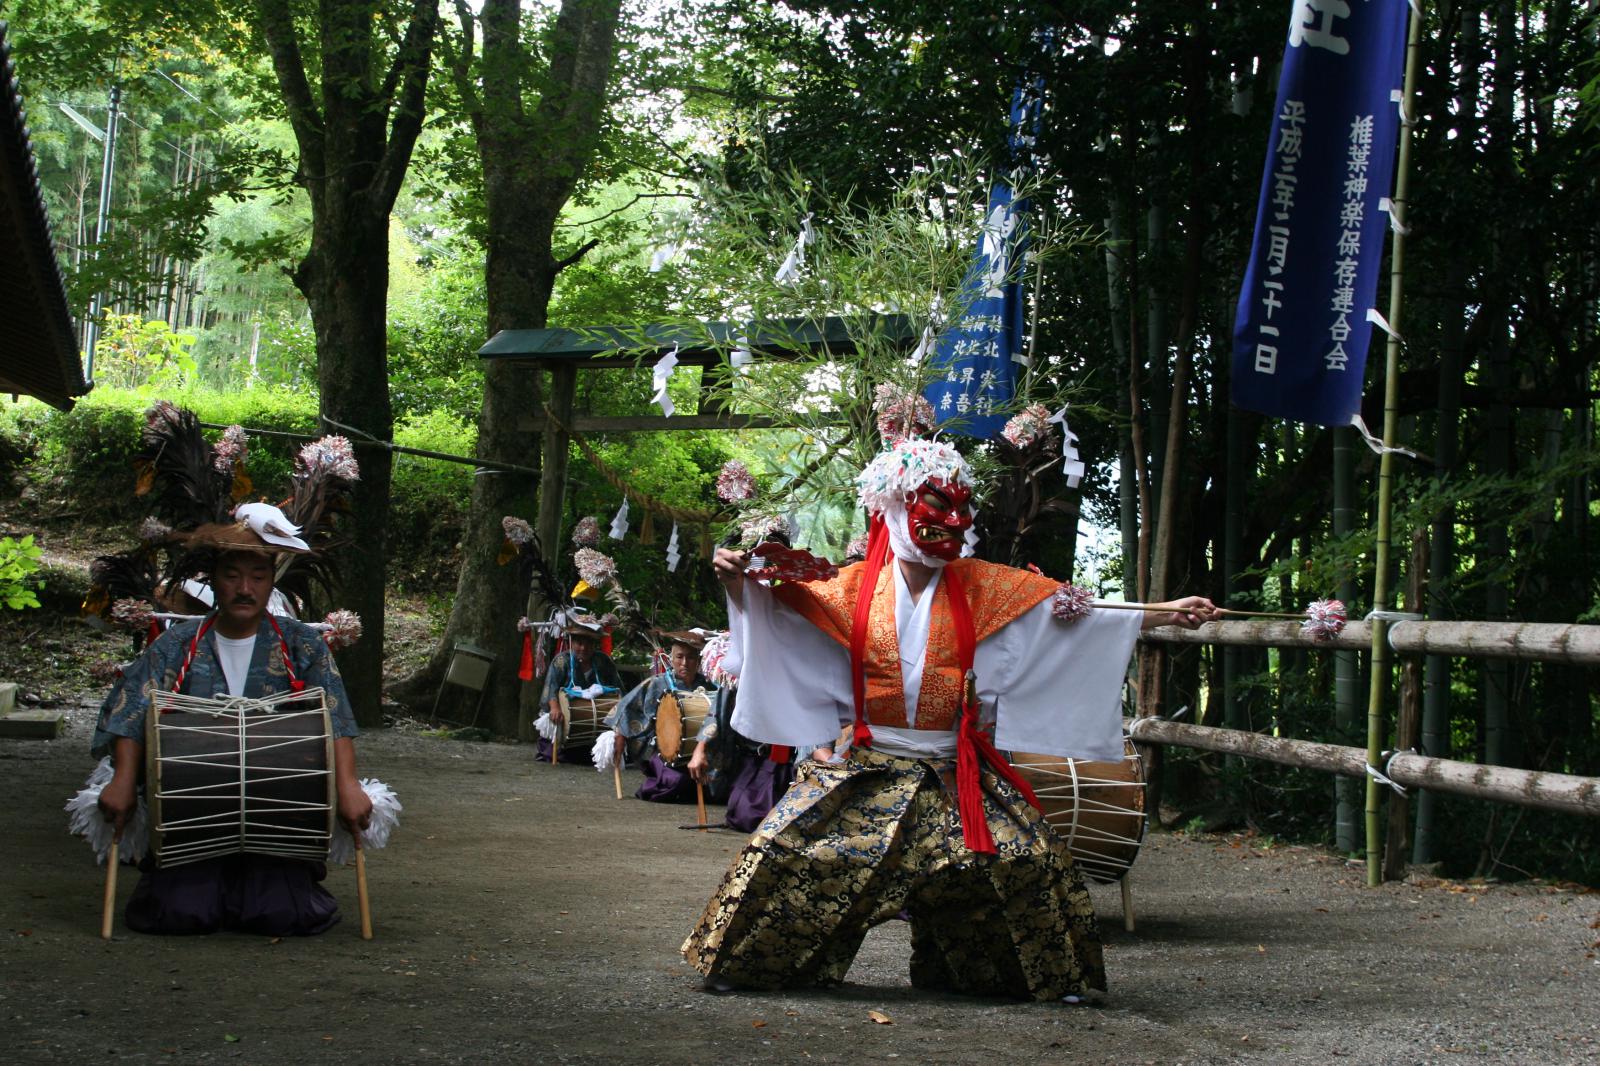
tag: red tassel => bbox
[289,678,307,693]
[769,744,792,764]
[601,627,613,655]
[518,631,534,681]
[146,619,162,645]
[956,712,994,853]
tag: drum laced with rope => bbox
[1009,735,1147,930]
[145,687,335,867]
[555,690,620,756]
[654,690,714,766]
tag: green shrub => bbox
[24,387,321,520]
[0,534,44,610]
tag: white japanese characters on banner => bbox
[1231,0,1409,426]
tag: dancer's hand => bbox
[1143,596,1219,630]
[712,548,749,597]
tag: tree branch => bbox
[255,0,326,181]
[554,236,601,272]
[373,0,441,214]
[554,190,682,229]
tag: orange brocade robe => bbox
[773,558,1059,732]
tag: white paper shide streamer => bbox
[1046,405,1086,488]
[665,522,682,572]
[608,498,630,540]
[651,345,680,417]
[774,213,815,286]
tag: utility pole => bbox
[82,82,122,383]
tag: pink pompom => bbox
[110,598,155,631]
[296,436,360,482]
[571,516,601,547]
[502,516,535,546]
[716,460,757,504]
[574,547,617,588]
[322,609,363,651]
[1302,599,1347,641]
[1051,583,1094,623]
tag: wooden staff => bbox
[695,780,708,830]
[354,837,373,940]
[100,835,120,941]
[1091,600,1305,621]
[612,759,623,800]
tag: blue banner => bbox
[925,86,1040,439]
[1230,0,1410,426]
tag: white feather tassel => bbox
[592,729,619,773]
[328,778,402,867]
[64,757,147,864]
[534,711,560,741]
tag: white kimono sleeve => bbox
[725,581,852,748]
[975,599,1142,762]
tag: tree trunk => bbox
[408,0,622,736]
[257,0,437,726]
[298,224,394,725]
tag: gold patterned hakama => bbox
[681,747,1105,1000]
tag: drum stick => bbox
[695,780,708,830]
[612,760,623,800]
[100,836,120,941]
[354,838,374,940]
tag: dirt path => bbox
[3,709,1596,1065]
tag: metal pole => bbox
[83,82,122,384]
[1365,2,1424,887]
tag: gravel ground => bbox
[2,708,1597,1066]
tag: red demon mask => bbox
[904,478,973,561]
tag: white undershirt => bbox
[213,633,257,697]
[867,563,960,759]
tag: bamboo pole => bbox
[1366,0,1424,885]
[1140,618,1600,663]
[1123,717,1600,818]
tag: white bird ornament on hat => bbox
[234,502,311,552]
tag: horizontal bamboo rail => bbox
[1138,618,1600,664]
[1123,717,1600,818]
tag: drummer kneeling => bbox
[93,526,371,936]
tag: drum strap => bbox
[169,614,306,701]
